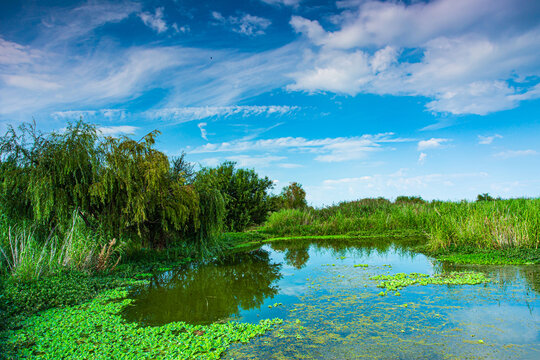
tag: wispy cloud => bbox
[494,149,538,159]
[191,133,411,162]
[198,122,208,140]
[138,7,168,34]
[97,125,138,136]
[51,109,127,121]
[418,152,427,165]
[212,12,271,36]
[147,106,299,123]
[261,0,302,7]
[478,134,503,145]
[417,138,451,151]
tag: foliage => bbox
[2,286,282,359]
[370,271,491,295]
[395,196,426,204]
[0,121,99,235]
[196,162,274,232]
[261,198,540,251]
[277,182,308,210]
[0,213,122,281]
[476,193,500,202]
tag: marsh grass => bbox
[261,198,540,250]
[0,212,123,280]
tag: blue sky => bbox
[1,0,539,206]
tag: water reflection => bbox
[123,249,282,325]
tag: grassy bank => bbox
[259,198,540,263]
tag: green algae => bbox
[370,271,491,293]
[3,283,282,359]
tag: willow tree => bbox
[0,121,99,232]
[90,131,199,248]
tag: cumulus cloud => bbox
[191,133,411,162]
[417,138,450,151]
[478,134,503,145]
[494,149,538,159]
[212,12,271,36]
[138,7,168,33]
[288,0,540,115]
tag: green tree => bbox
[196,162,274,231]
[90,131,199,247]
[280,182,307,209]
[0,121,99,232]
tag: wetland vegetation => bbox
[1,121,539,359]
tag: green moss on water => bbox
[2,283,282,359]
[370,271,491,292]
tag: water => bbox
[122,238,540,359]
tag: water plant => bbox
[370,271,491,292]
[2,285,282,359]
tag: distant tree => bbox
[395,196,426,204]
[476,193,496,202]
[280,182,308,209]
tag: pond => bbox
[122,239,540,359]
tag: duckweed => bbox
[370,271,490,292]
[3,285,282,359]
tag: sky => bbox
[1,0,539,206]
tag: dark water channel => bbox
[123,239,540,359]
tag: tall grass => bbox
[261,198,540,250]
[0,212,122,280]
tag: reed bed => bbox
[261,198,540,250]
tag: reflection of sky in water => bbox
[124,239,540,359]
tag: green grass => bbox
[261,198,540,251]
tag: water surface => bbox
[123,239,540,359]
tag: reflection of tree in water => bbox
[270,237,422,268]
[123,249,282,326]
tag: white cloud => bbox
[212,12,271,36]
[417,138,450,151]
[191,133,410,162]
[418,152,427,165]
[224,154,286,168]
[51,109,127,121]
[172,23,189,33]
[478,134,503,145]
[147,105,299,123]
[494,149,538,159]
[97,125,138,136]
[138,7,168,34]
[261,0,302,6]
[2,75,61,91]
[0,38,39,65]
[198,122,208,141]
[310,170,489,204]
[288,0,540,115]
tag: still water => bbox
[123,239,540,359]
